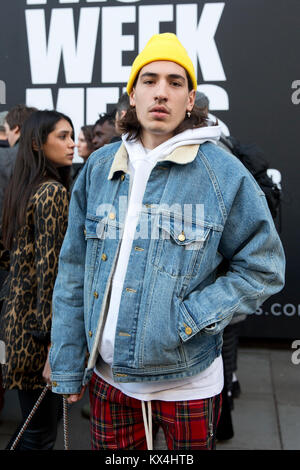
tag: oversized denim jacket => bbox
[50,141,285,394]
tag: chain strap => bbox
[10,384,70,451]
[62,395,69,450]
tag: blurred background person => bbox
[92,112,118,150]
[77,125,94,162]
[0,105,37,218]
[114,93,130,137]
[194,91,230,137]
[72,124,94,183]
[0,105,37,416]
[0,112,9,148]
[0,105,37,214]
[0,109,74,450]
[4,104,37,149]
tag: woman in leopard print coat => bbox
[0,110,75,449]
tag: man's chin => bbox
[147,124,174,136]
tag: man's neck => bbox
[140,131,174,150]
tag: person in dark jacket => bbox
[0,105,37,216]
[0,112,9,148]
[0,105,37,415]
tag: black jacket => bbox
[0,144,18,217]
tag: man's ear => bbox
[12,125,20,136]
[187,89,196,112]
[129,89,136,107]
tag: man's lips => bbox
[149,106,170,118]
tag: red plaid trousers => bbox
[89,372,222,450]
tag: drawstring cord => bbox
[141,401,153,450]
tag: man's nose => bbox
[154,80,168,101]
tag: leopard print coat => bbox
[0,181,69,390]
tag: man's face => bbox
[4,121,20,147]
[130,61,195,148]
[92,121,117,150]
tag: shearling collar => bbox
[108,142,200,180]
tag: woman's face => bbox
[42,119,75,167]
[77,130,90,160]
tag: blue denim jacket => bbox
[50,141,285,394]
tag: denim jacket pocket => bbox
[84,214,107,271]
[85,213,107,240]
[84,213,121,310]
[151,213,211,277]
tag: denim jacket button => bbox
[178,232,186,242]
[109,212,115,220]
[88,330,93,337]
[101,253,107,261]
[185,326,192,335]
[93,291,99,299]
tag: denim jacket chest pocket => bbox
[151,214,211,278]
[84,213,121,296]
[84,214,106,267]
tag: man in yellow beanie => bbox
[49,33,285,451]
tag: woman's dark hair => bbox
[2,109,74,249]
[118,69,210,140]
[81,124,94,153]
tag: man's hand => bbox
[43,345,86,403]
[65,387,86,404]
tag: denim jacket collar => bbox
[108,142,200,180]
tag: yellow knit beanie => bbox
[126,33,197,95]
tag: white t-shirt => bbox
[96,356,223,401]
[96,131,224,401]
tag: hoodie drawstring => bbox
[141,401,153,450]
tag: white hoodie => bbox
[96,126,224,449]
[98,126,222,367]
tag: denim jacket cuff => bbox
[50,372,84,395]
[178,301,201,341]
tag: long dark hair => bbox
[2,110,74,249]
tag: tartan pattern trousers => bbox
[89,372,222,450]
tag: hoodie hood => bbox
[122,125,222,168]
